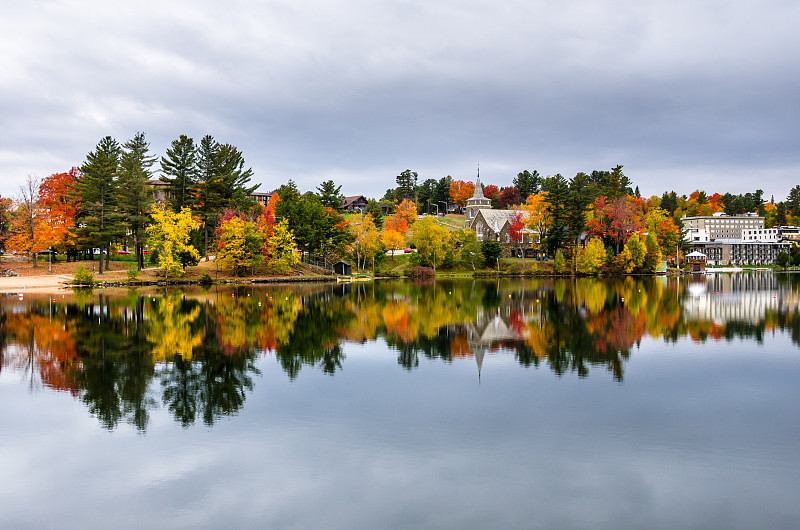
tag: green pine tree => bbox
[160,134,198,211]
[118,132,156,270]
[78,136,122,274]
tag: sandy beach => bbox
[0,274,76,293]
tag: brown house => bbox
[341,195,368,211]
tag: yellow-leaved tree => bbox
[381,228,406,258]
[347,212,382,271]
[578,237,607,275]
[267,219,299,274]
[146,205,200,279]
[522,192,550,248]
[216,211,264,276]
[411,216,455,270]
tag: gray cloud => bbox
[1,0,798,200]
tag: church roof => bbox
[475,209,519,232]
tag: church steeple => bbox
[472,164,484,199]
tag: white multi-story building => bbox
[683,212,788,265]
[683,212,779,243]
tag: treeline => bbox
[0,132,267,274]
[3,145,798,277]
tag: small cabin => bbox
[334,261,352,276]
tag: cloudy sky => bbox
[1,0,798,201]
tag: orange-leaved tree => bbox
[8,175,53,266]
[381,228,406,258]
[449,180,475,208]
[395,199,417,227]
[255,193,280,271]
[39,168,80,259]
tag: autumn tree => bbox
[267,219,299,273]
[118,132,156,270]
[578,238,606,275]
[216,210,264,276]
[498,186,521,208]
[38,168,80,260]
[523,192,550,248]
[384,213,409,235]
[8,175,50,266]
[508,212,526,268]
[77,136,122,274]
[642,232,662,273]
[255,193,279,269]
[0,196,12,253]
[449,180,475,208]
[347,212,382,271]
[411,216,454,270]
[146,204,201,278]
[381,228,406,258]
[395,199,417,227]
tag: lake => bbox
[1,273,799,529]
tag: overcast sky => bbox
[1,0,798,202]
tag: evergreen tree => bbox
[564,172,596,262]
[316,180,344,209]
[395,169,418,202]
[787,185,800,216]
[160,134,198,211]
[542,174,570,254]
[118,132,156,270]
[193,135,224,260]
[513,170,541,201]
[603,165,632,199]
[364,199,384,229]
[78,136,121,274]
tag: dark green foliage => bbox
[160,135,198,211]
[395,169,418,202]
[721,190,764,215]
[543,174,570,254]
[602,165,632,199]
[661,191,679,215]
[777,251,790,269]
[365,199,383,229]
[192,135,259,259]
[481,240,502,267]
[316,180,344,209]
[118,132,155,271]
[417,178,439,214]
[78,136,122,274]
[275,186,352,258]
[513,170,541,201]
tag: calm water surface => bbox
[1,273,799,529]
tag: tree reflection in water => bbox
[2,272,800,430]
